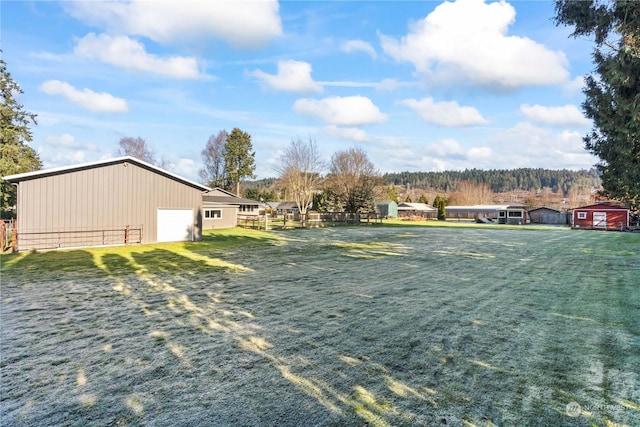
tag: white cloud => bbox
[323,125,369,142]
[400,97,487,127]
[563,75,586,96]
[74,33,200,79]
[375,78,411,92]
[313,79,414,90]
[467,146,492,161]
[44,133,98,151]
[319,81,377,88]
[384,122,596,173]
[341,40,377,58]
[380,0,569,90]
[426,138,466,158]
[36,145,90,169]
[376,79,401,92]
[490,122,596,169]
[39,80,129,113]
[174,158,197,178]
[250,60,323,94]
[293,95,387,126]
[520,104,590,126]
[66,0,282,48]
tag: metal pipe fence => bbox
[7,225,142,252]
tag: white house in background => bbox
[397,202,437,218]
[445,204,529,223]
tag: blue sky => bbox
[3,0,598,181]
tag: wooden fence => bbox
[537,213,571,225]
[237,212,383,231]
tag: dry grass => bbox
[1,227,639,426]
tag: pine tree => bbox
[433,195,447,221]
[555,0,640,208]
[1,57,42,215]
[222,128,256,195]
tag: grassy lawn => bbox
[1,226,639,426]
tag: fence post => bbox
[0,220,5,252]
[11,221,18,252]
[125,225,130,245]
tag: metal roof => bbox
[398,202,437,211]
[203,195,260,205]
[528,206,562,213]
[3,156,211,192]
[572,202,629,211]
[446,204,525,211]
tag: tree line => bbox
[199,134,382,217]
[383,168,601,196]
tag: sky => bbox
[3,0,599,182]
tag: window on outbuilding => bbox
[240,205,257,213]
[508,210,522,217]
[204,209,222,219]
[577,212,587,219]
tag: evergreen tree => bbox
[223,128,256,195]
[555,0,640,208]
[313,188,342,212]
[1,57,42,215]
[418,194,428,204]
[385,185,400,204]
[433,195,447,221]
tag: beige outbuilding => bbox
[3,156,211,251]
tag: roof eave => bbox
[3,156,211,192]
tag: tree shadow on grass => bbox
[67,247,437,425]
[1,249,108,283]
[132,249,225,275]
[6,236,636,427]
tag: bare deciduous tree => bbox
[328,147,382,213]
[117,137,155,164]
[276,138,325,223]
[199,130,227,188]
[454,180,494,205]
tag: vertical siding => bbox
[16,161,203,250]
[573,209,628,230]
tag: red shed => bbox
[572,202,629,231]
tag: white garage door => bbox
[593,212,607,229]
[157,209,194,242]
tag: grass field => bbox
[1,226,639,426]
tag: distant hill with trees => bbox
[383,168,601,196]
[244,167,602,210]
